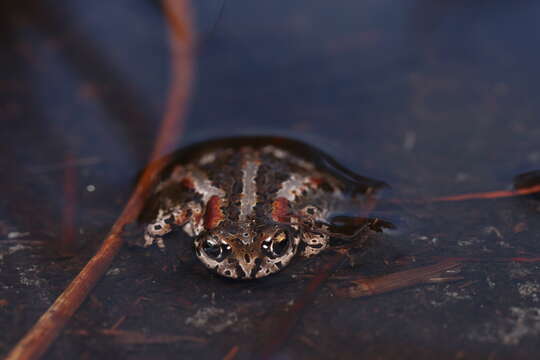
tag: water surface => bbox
[1,1,540,359]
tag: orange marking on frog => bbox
[309,177,324,187]
[204,195,224,229]
[181,176,195,189]
[272,197,290,222]
[174,210,189,225]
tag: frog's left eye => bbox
[262,231,291,258]
[303,206,319,215]
[201,238,231,261]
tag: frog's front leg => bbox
[144,201,203,249]
[144,209,182,249]
[300,231,329,257]
[292,205,331,257]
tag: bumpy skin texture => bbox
[139,136,387,279]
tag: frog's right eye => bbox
[261,231,291,258]
[201,238,231,261]
[303,206,319,215]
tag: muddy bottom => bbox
[2,0,540,359]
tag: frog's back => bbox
[141,136,387,225]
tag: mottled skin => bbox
[139,137,387,279]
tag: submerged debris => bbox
[509,263,532,279]
[331,260,462,298]
[517,281,540,302]
[7,231,30,239]
[470,307,540,345]
[185,307,238,335]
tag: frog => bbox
[138,136,389,279]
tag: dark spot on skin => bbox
[225,270,231,276]
[228,258,237,264]
[248,264,258,278]
[236,264,246,279]
[164,217,175,224]
[320,183,333,192]
[186,209,193,217]
[154,225,162,230]
[306,207,315,215]
[275,261,283,269]
[309,244,324,249]
[253,258,262,276]
[244,254,251,263]
[232,181,243,194]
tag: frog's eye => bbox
[262,231,291,258]
[303,206,318,215]
[201,238,231,261]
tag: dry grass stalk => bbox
[6,1,195,359]
[331,259,462,298]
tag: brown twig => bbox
[222,345,240,360]
[330,255,540,299]
[331,255,540,300]
[154,0,195,159]
[436,256,540,264]
[6,1,195,359]
[109,315,127,331]
[6,157,171,360]
[330,259,462,298]
[391,183,540,204]
[430,184,540,202]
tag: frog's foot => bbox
[143,205,193,249]
[143,233,166,249]
[300,232,329,257]
[144,211,179,249]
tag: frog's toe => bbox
[300,232,329,257]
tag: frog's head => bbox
[194,224,300,279]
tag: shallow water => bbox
[2,1,540,359]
